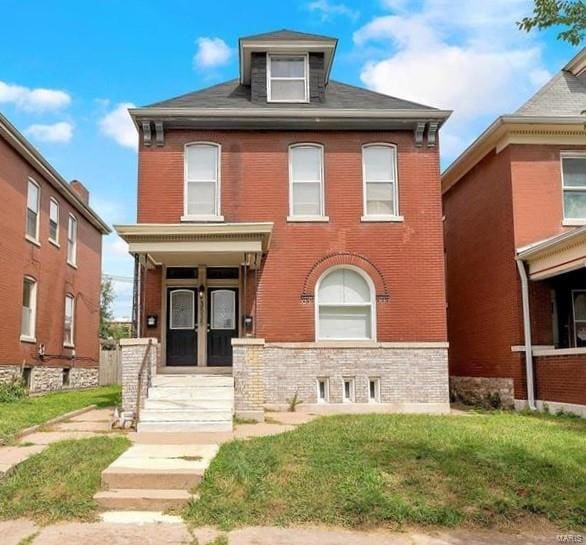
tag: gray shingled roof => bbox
[515,69,586,117]
[240,29,336,43]
[145,79,439,111]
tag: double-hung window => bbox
[316,267,375,340]
[67,215,77,266]
[26,179,40,242]
[21,276,37,341]
[49,198,59,244]
[289,144,324,218]
[184,143,221,219]
[64,294,75,347]
[562,154,586,222]
[362,144,399,218]
[267,54,308,103]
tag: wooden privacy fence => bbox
[99,345,121,385]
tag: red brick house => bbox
[443,48,586,416]
[0,112,110,392]
[116,30,451,429]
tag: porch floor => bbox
[157,367,232,375]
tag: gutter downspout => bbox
[516,258,536,410]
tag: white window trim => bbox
[288,143,326,218]
[20,276,37,343]
[316,377,330,403]
[267,53,309,104]
[368,377,381,403]
[25,178,41,245]
[64,293,75,348]
[571,289,586,348]
[49,197,60,247]
[362,143,399,218]
[67,214,78,267]
[183,142,222,221]
[169,289,195,330]
[561,152,586,224]
[315,264,377,342]
[343,377,356,403]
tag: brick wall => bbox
[0,136,103,371]
[534,353,586,406]
[138,130,447,344]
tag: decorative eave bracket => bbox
[414,121,440,148]
[141,120,165,147]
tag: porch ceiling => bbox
[114,222,273,269]
[518,226,586,280]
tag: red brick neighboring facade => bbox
[137,130,447,344]
[0,116,109,379]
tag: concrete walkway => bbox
[1,519,567,545]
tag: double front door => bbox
[166,287,238,366]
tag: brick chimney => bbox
[70,179,89,205]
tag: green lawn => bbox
[185,412,586,531]
[0,436,129,523]
[0,385,120,445]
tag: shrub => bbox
[0,378,27,403]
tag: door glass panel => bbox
[170,290,194,329]
[211,290,235,330]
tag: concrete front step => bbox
[94,488,195,511]
[144,398,234,410]
[102,467,204,490]
[137,421,233,433]
[151,375,233,387]
[140,408,232,422]
[147,386,234,400]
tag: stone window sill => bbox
[20,335,36,344]
[361,215,404,223]
[286,216,329,223]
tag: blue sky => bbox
[0,0,580,318]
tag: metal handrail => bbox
[135,339,153,428]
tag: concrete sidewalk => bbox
[2,519,566,545]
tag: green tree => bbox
[518,0,585,45]
[99,277,115,339]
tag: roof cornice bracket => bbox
[154,121,164,146]
[427,122,439,147]
[414,122,426,147]
[141,121,152,146]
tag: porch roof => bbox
[114,222,273,269]
[517,226,586,280]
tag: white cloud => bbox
[193,37,232,69]
[24,121,73,143]
[0,81,71,112]
[353,0,551,160]
[98,103,137,150]
[306,0,359,21]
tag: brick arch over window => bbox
[301,252,390,304]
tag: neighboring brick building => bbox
[116,30,451,427]
[0,112,110,392]
[443,48,586,416]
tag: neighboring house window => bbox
[184,143,220,218]
[49,198,59,244]
[21,276,37,341]
[267,54,308,103]
[64,294,75,346]
[362,144,398,217]
[562,154,586,220]
[26,179,40,242]
[67,215,77,265]
[289,144,324,217]
[572,290,586,348]
[316,267,375,340]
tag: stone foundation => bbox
[120,338,159,424]
[233,340,450,419]
[69,368,99,389]
[450,376,515,409]
[0,365,21,384]
[0,364,99,393]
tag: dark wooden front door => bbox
[166,288,197,366]
[207,288,238,366]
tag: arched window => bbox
[184,143,221,218]
[316,267,375,341]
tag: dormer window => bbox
[267,54,309,103]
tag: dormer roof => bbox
[239,28,338,85]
